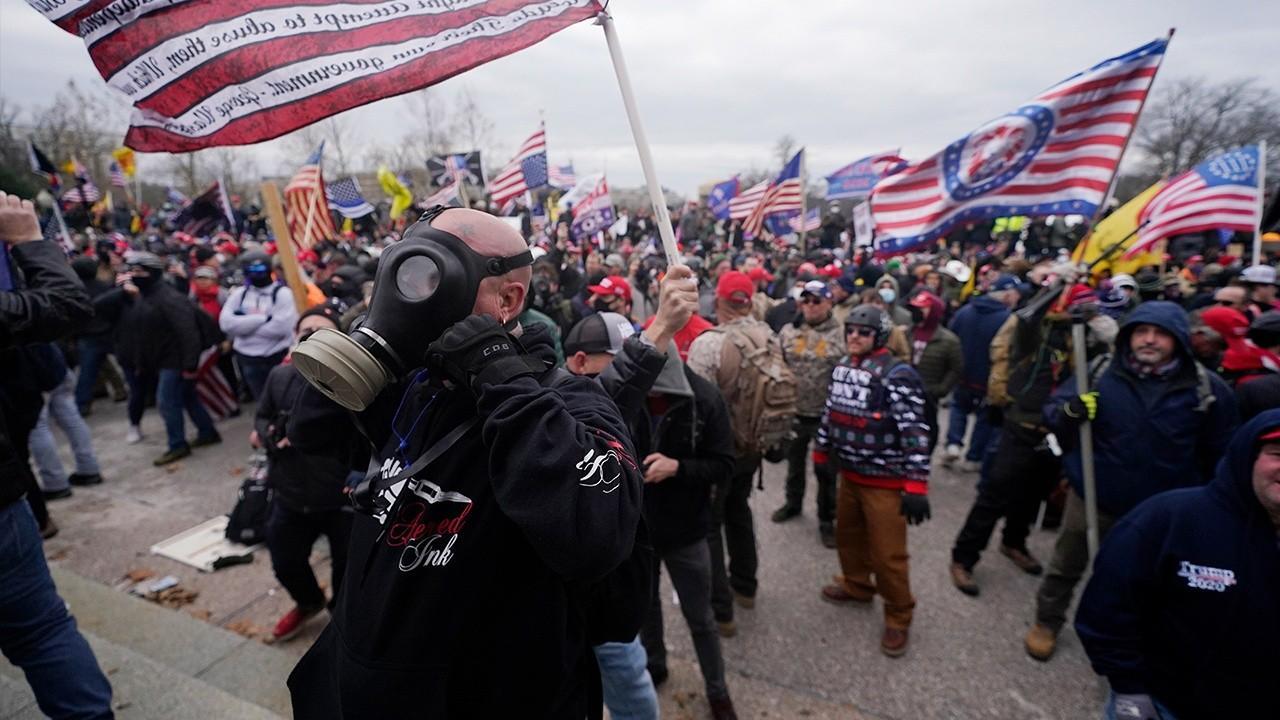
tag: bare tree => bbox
[282,116,354,177]
[400,88,458,171]
[774,134,797,169]
[27,80,128,184]
[1134,77,1280,182]
[0,98,36,196]
[166,152,204,197]
[453,86,495,157]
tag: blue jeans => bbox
[30,372,101,492]
[1104,693,1177,719]
[235,350,286,401]
[946,385,994,462]
[593,636,658,720]
[73,336,112,411]
[156,369,217,452]
[0,499,113,718]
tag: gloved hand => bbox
[900,493,931,525]
[1112,693,1162,720]
[1062,391,1098,421]
[426,315,536,397]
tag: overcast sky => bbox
[1,0,1276,196]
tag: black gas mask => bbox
[292,205,534,411]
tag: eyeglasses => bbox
[846,326,877,338]
[799,297,826,305]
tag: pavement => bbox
[5,393,1106,719]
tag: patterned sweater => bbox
[813,348,930,494]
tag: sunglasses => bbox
[799,296,827,305]
[845,326,877,338]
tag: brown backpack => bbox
[714,322,798,455]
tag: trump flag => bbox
[870,37,1168,256]
[26,0,602,152]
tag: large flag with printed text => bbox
[25,0,602,152]
[870,37,1168,256]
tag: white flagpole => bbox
[1253,140,1267,266]
[50,198,72,248]
[799,149,808,255]
[596,10,680,267]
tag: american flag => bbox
[871,37,1168,256]
[1124,145,1263,258]
[490,127,548,207]
[109,161,127,188]
[788,208,822,233]
[194,347,239,420]
[744,149,805,237]
[729,180,770,220]
[27,1,601,153]
[63,180,101,205]
[285,143,335,250]
[326,177,376,219]
[424,181,463,209]
[549,163,576,190]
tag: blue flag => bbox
[707,177,739,220]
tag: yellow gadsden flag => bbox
[1073,181,1166,277]
[111,147,136,178]
[377,167,413,221]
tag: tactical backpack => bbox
[715,322,797,456]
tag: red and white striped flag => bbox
[489,126,548,208]
[194,347,238,420]
[870,37,1168,256]
[27,1,601,152]
[109,161,127,188]
[1125,145,1263,258]
[285,143,335,250]
[728,180,770,220]
[744,149,804,237]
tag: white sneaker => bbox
[943,444,963,464]
[126,426,143,444]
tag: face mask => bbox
[293,205,534,411]
[130,271,158,291]
[878,288,896,304]
[246,265,273,288]
[592,297,617,313]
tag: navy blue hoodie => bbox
[1075,410,1280,718]
[1045,301,1238,516]
[947,293,1009,389]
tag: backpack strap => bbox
[1193,363,1216,414]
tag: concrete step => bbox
[1,566,296,719]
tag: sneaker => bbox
[153,445,192,466]
[958,459,982,473]
[272,605,323,642]
[68,473,103,487]
[190,432,223,449]
[770,504,801,523]
[880,627,909,658]
[732,590,755,609]
[818,522,836,548]
[820,583,872,605]
[949,562,980,596]
[999,545,1044,575]
[42,487,73,501]
[1024,623,1058,662]
[126,426,143,444]
[943,444,963,465]
[709,695,739,720]
[717,619,737,638]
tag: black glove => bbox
[426,315,537,397]
[900,493,931,525]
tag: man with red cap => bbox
[587,275,635,326]
[687,271,793,637]
[745,266,776,321]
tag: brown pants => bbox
[835,480,916,629]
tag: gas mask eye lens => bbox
[395,255,440,301]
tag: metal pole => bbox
[799,150,808,255]
[1253,140,1267,266]
[1071,320,1100,558]
[596,11,680,267]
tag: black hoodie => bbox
[1075,410,1280,718]
[288,323,643,719]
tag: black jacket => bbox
[114,279,203,372]
[1076,410,1280,718]
[288,323,643,719]
[0,241,92,508]
[256,362,366,513]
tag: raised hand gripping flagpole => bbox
[597,10,681,267]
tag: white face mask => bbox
[878,288,896,304]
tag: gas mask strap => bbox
[417,204,452,224]
[485,250,534,277]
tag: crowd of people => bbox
[3,186,1280,720]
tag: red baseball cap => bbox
[746,266,774,282]
[587,275,632,300]
[1259,427,1280,442]
[716,271,755,304]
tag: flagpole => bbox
[799,149,808,255]
[1253,140,1267,266]
[50,197,72,247]
[596,11,681,267]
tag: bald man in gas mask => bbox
[287,207,643,719]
